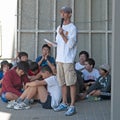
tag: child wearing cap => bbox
[1,61,30,102]
[80,64,111,100]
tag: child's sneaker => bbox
[87,96,101,102]
[6,100,17,109]
[14,102,30,110]
[54,103,68,112]
[29,99,34,104]
[65,106,76,116]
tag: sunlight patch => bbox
[0,112,11,120]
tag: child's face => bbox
[40,71,50,79]
[84,61,93,71]
[20,56,28,62]
[99,69,107,76]
[16,68,25,77]
[42,47,50,56]
[3,65,9,73]
[79,54,87,64]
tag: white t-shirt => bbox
[44,76,62,109]
[56,23,77,63]
[75,62,85,70]
[81,68,100,82]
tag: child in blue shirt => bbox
[0,60,10,95]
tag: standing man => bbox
[54,6,77,116]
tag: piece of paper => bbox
[44,39,57,47]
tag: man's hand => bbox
[59,27,64,36]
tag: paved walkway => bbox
[0,100,111,120]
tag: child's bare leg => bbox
[20,86,37,99]
[6,92,19,100]
[37,86,48,102]
[91,90,101,96]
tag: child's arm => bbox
[47,60,56,75]
[28,72,42,81]
[25,80,46,88]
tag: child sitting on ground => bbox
[75,51,89,71]
[81,58,100,90]
[80,64,111,100]
[0,60,10,95]
[1,61,30,102]
[6,66,62,110]
[36,44,56,74]
[75,51,89,93]
[28,62,41,81]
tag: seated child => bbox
[81,64,111,100]
[0,60,10,95]
[75,51,89,93]
[75,51,89,71]
[28,62,41,81]
[36,44,56,74]
[1,61,30,102]
[6,66,62,110]
[81,58,100,90]
[12,51,32,67]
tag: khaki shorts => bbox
[56,62,77,86]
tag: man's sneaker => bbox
[65,106,76,116]
[6,100,17,109]
[54,103,68,112]
[14,102,30,110]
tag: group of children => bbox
[75,51,111,100]
[0,43,111,114]
[0,44,61,111]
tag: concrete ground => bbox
[0,99,111,120]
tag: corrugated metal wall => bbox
[17,0,112,67]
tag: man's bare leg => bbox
[70,85,76,106]
[61,85,67,104]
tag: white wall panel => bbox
[21,0,36,29]
[75,0,89,30]
[20,33,35,60]
[17,0,112,67]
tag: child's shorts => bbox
[39,95,52,109]
[1,92,9,103]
